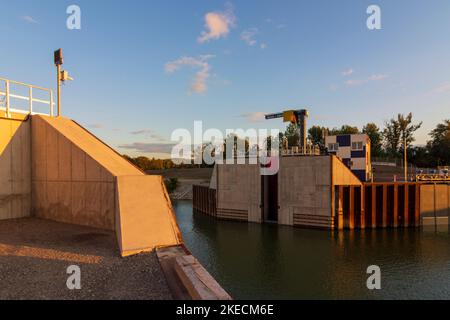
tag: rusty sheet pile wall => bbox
[335,183,422,230]
[193,185,216,217]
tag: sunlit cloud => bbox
[21,15,39,24]
[329,84,338,92]
[130,129,165,141]
[198,3,236,43]
[87,123,103,129]
[241,28,258,46]
[165,55,214,94]
[434,81,450,93]
[342,68,354,77]
[368,74,389,81]
[241,112,267,123]
[345,74,389,86]
[119,142,176,154]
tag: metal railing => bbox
[0,77,54,117]
[282,145,321,156]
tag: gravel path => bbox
[0,218,173,300]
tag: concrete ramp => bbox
[36,115,142,176]
[31,115,182,256]
[116,176,182,256]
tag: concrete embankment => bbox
[1,112,230,300]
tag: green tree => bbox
[308,126,328,151]
[383,113,422,157]
[284,123,299,147]
[165,178,179,193]
[427,119,450,166]
[330,125,359,135]
[362,123,383,157]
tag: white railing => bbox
[0,77,54,117]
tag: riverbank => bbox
[174,200,450,299]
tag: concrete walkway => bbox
[0,218,172,300]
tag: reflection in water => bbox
[173,200,450,299]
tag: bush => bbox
[165,178,179,193]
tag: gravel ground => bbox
[0,218,173,300]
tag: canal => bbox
[173,200,450,300]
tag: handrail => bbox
[0,77,54,117]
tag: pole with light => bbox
[54,49,73,117]
[404,136,407,182]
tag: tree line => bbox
[304,113,449,167]
[123,114,449,170]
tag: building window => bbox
[328,143,339,152]
[351,141,363,151]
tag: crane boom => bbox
[265,109,310,150]
[265,112,284,120]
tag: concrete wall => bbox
[420,184,450,224]
[31,116,127,230]
[0,113,31,220]
[213,156,363,229]
[332,155,362,186]
[217,164,261,222]
[30,115,182,256]
[279,156,332,227]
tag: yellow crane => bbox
[265,109,309,150]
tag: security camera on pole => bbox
[54,49,74,117]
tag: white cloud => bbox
[198,4,236,43]
[119,142,175,154]
[165,55,214,94]
[342,68,354,77]
[434,81,450,93]
[241,28,258,46]
[260,43,268,49]
[329,84,338,92]
[368,74,389,81]
[345,79,366,86]
[276,24,286,29]
[241,112,267,123]
[345,74,389,86]
[21,15,38,24]
[130,129,165,141]
[87,123,103,129]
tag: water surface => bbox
[173,200,450,300]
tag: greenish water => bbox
[173,200,450,300]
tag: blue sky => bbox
[1,0,449,158]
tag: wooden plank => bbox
[349,186,355,229]
[174,255,232,300]
[383,184,388,228]
[360,187,366,229]
[415,184,420,227]
[393,184,398,228]
[338,185,344,230]
[371,186,377,229]
[404,185,409,227]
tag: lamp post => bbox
[54,49,73,117]
[54,49,63,117]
